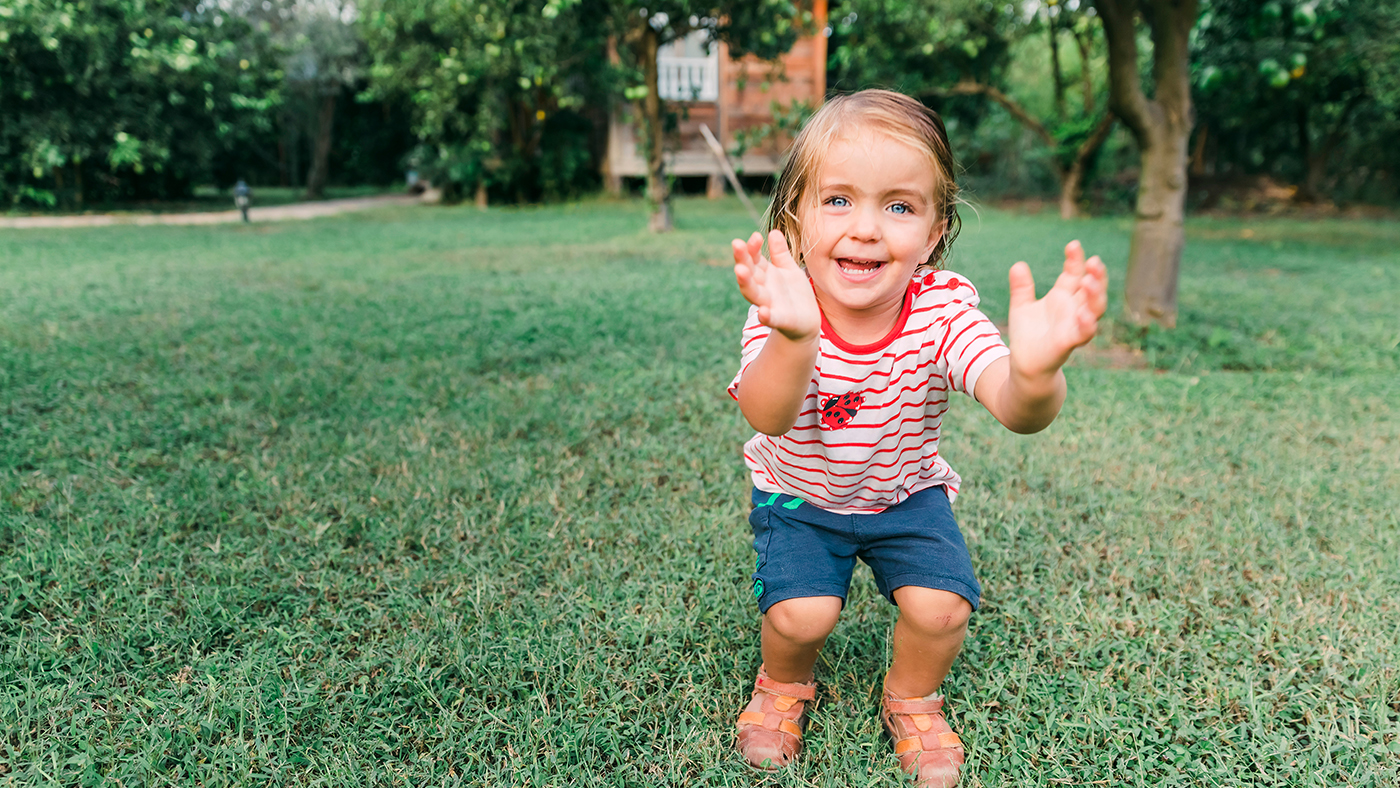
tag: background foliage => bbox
[2,0,1399,209]
[1191,0,1400,203]
[0,0,278,206]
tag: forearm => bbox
[736,333,819,436]
[976,356,1067,434]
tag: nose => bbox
[847,203,881,243]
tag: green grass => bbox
[1,197,1397,786]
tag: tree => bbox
[0,0,280,207]
[1191,0,1400,202]
[360,0,613,204]
[1094,0,1198,327]
[606,1,808,232]
[828,0,1116,219]
[279,0,363,199]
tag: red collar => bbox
[819,282,915,354]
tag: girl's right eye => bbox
[825,196,850,208]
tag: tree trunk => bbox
[1190,123,1208,176]
[1058,167,1084,220]
[641,24,672,232]
[475,179,488,209]
[305,92,337,200]
[1058,113,1116,219]
[1299,92,1363,203]
[1123,127,1189,326]
[1049,12,1066,120]
[1095,0,1197,328]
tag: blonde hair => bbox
[766,89,962,271]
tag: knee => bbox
[894,587,971,638]
[765,596,842,646]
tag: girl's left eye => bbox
[888,203,913,215]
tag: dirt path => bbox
[0,194,419,229]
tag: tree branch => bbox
[1093,0,1155,144]
[1147,0,1197,128]
[1074,112,1117,165]
[1072,25,1095,115]
[925,81,1057,150]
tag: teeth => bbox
[838,258,882,270]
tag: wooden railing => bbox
[657,56,719,102]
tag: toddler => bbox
[728,90,1108,786]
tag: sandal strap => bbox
[894,731,962,754]
[755,673,816,702]
[737,711,803,737]
[884,696,945,715]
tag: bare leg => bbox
[760,596,843,683]
[883,586,972,698]
[736,595,843,769]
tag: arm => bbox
[974,240,1108,434]
[732,230,822,436]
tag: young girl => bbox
[728,90,1108,786]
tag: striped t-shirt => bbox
[728,269,1009,514]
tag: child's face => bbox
[801,128,944,323]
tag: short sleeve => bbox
[727,305,772,400]
[930,274,1009,401]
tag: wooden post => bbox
[700,123,763,230]
[812,0,828,100]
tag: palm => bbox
[732,230,820,342]
[1006,241,1109,378]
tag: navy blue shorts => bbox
[747,485,980,614]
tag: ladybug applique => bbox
[819,390,865,430]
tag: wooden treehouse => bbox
[604,2,829,197]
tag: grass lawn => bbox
[1,198,1397,786]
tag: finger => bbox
[748,232,764,266]
[1063,240,1086,278]
[768,230,799,270]
[734,262,768,308]
[733,240,770,306]
[732,238,754,267]
[1055,240,1086,294]
[1084,256,1108,317]
[1008,262,1036,310]
[1076,307,1099,344]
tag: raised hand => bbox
[1006,240,1108,380]
[733,230,821,343]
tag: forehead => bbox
[817,127,940,196]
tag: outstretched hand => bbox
[1006,240,1108,380]
[733,230,820,343]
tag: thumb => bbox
[1008,262,1036,310]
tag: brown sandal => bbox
[881,691,965,787]
[734,665,817,771]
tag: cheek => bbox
[805,217,842,254]
[897,224,936,255]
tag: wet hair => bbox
[765,89,961,271]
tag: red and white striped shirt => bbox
[728,270,1009,514]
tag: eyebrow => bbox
[820,182,932,203]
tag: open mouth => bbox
[836,257,886,278]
